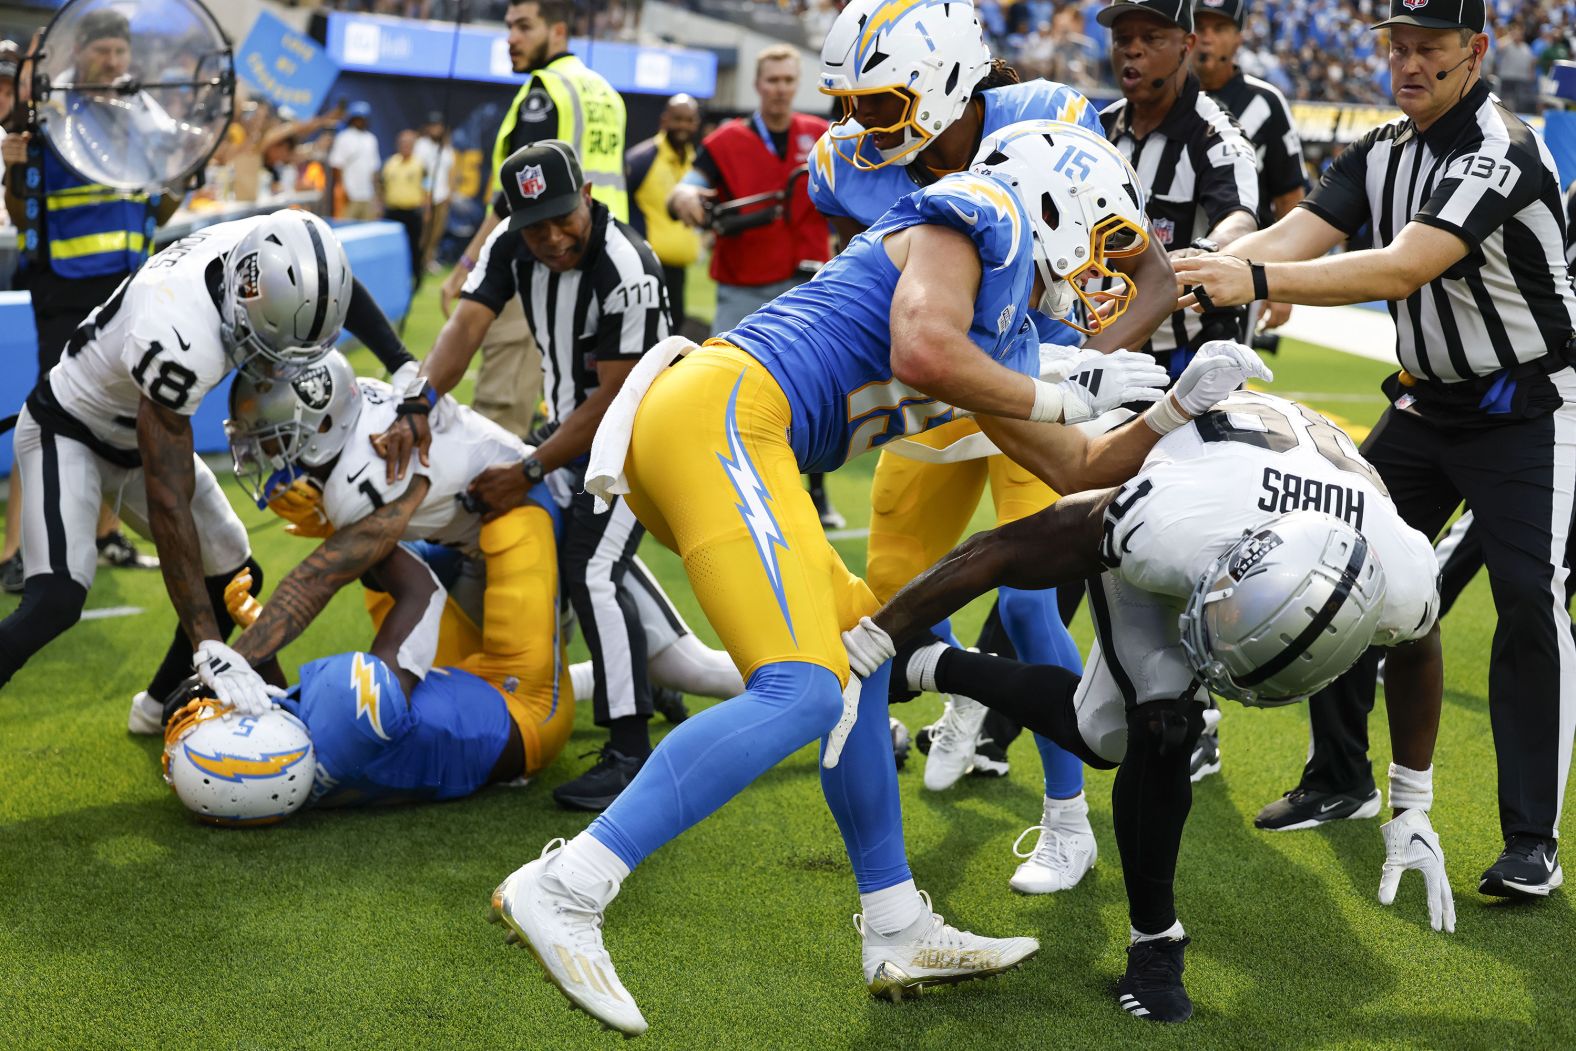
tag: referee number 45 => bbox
[1450,153,1517,195]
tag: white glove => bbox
[1170,340,1274,416]
[841,616,895,679]
[1057,350,1170,424]
[192,639,283,718]
[1378,808,1456,933]
[1037,342,1088,384]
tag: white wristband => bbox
[908,641,948,694]
[1142,392,1190,435]
[1029,378,1064,423]
[1387,762,1434,813]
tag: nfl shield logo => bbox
[516,164,547,200]
[1402,0,1427,8]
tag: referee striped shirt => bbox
[1301,81,1576,384]
[1208,69,1309,226]
[1101,74,1260,355]
[462,200,670,427]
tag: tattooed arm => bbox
[137,396,220,645]
[231,478,429,666]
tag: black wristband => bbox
[395,398,431,417]
[1188,285,1217,313]
[1250,263,1269,302]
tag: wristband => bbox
[459,253,476,272]
[1387,762,1434,812]
[1142,392,1190,435]
[395,397,431,417]
[1029,378,1064,423]
[1250,263,1269,302]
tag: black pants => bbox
[662,264,686,330]
[1301,394,1576,841]
[1435,511,1576,619]
[385,207,424,286]
[25,269,127,373]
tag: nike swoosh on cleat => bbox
[1318,799,1344,813]
[1545,851,1558,875]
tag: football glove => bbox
[1378,808,1456,933]
[266,475,334,539]
[224,567,263,630]
[1057,350,1170,424]
[842,616,895,679]
[1170,340,1274,416]
[192,639,282,719]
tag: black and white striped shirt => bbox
[1101,75,1260,354]
[461,201,670,427]
[1302,81,1576,384]
[1208,69,1308,226]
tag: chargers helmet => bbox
[971,121,1150,334]
[163,696,316,826]
[1179,510,1387,707]
[226,350,362,506]
[819,0,991,170]
[220,210,353,380]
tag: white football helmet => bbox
[819,0,992,169]
[221,210,353,381]
[1179,510,1388,708]
[971,120,1150,334]
[163,697,316,826]
[226,350,363,506]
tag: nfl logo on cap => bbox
[1402,0,1427,8]
[516,164,547,200]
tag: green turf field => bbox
[1,282,1571,1049]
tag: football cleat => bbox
[489,840,647,1035]
[1254,786,1381,831]
[97,530,159,569]
[890,716,912,769]
[970,740,1010,778]
[857,891,1038,1002]
[0,552,22,595]
[922,694,987,791]
[127,690,164,735]
[1189,728,1221,783]
[553,746,645,812]
[1117,936,1192,1023]
[1479,835,1563,897]
[1010,793,1097,894]
[652,687,689,725]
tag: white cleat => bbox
[127,691,163,735]
[922,694,987,791]
[489,839,648,1036]
[1010,793,1098,894]
[858,891,1039,1002]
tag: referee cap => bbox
[500,140,586,231]
[1098,0,1194,33]
[1371,0,1485,33]
[1194,0,1246,29]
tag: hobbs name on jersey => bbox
[1258,467,1365,531]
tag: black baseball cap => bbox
[1098,0,1194,33]
[1193,0,1245,29]
[500,140,586,231]
[1371,0,1485,32]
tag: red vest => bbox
[704,112,831,286]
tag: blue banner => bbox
[237,10,340,116]
[324,12,716,98]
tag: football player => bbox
[865,385,1451,1022]
[487,122,1268,1035]
[0,210,415,725]
[808,0,1179,892]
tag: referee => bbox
[1177,0,1576,896]
[1097,0,1261,380]
[416,142,672,813]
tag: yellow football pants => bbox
[623,342,877,685]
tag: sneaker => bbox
[1254,786,1381,832]
[1479,834,1563,897]
[652,687,689,725]
[890,716,911,769]
[552,746,645,812]
[1189,728,1221,783]
[857,890,1038,1002]
[96,531,159,569]
[488,840,647,1035]
[970,737,1010,778]
[127,690,163,735]
[923,694,987,791]
[1117,936,1192,1023]
[1010,793,1097,894]
[0,553,23,595]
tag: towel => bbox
[585,335,697,512]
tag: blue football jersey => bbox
[723,170,1038,474]
[282,652,514,807]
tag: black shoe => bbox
[1117,936,1192,1023]
[653,687,689,725]
[0,553,22,595]
[890,716,911,769]
[1189,727,1220,783]
[96,530,159,569]
[1480,834,1563,897]
[552,746,645,812]
[970,736,1010,777]
[1254,786,1381,832]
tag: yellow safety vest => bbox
[493,53,628,222]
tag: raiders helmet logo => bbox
[1228,529,1283,580]
[292,365,334,411]
[516,164,547,200]
[235,251,262,300]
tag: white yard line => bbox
[80,605,143,621]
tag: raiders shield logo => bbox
[1228,530,1283,580]
[292,365,334,411]
[516,164,547,200]
[235,251,262,300]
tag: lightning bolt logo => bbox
[857,0,949,70]
[947,175,1022,267]
[184,745,311,783]
[716,372,795,643]
[351,652,390,741]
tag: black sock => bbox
[146,558,264,703]
[928,647,1115,769]
[1114,701,1204,934]
[608,715,651,758]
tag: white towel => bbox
[585,335,697,513]
[886,429,1001,464]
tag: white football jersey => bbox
[321,379,530,554]
[1100,391,1439,647]
[47,218,259,450]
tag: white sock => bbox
[568,661,597,703]
[551,833,631,907]
[1046,791,1090,826]
[860,879,926,936]
[1130,919,1185,944]
[907,642,948,693]
[647,633,745,699]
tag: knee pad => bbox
[746,661,844,737]
[1127,698,1206,759]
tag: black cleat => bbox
[552,746,645,812]
[1117,936,1192,1023]
[1254,786,1380,832]
[96,530,159,568]
[0,552,22,595]
[970,736,1010,778]
[1480,835,1563,897]
[1189,727,1221,783]
[653,687,689,724]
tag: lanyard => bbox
[753,111,782,160]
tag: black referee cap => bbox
[1098,0,1193,33]
[1194,0,1246,29]
[500,140,586,231]
[1371,0,1485,33]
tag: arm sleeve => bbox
[1414,139,1547,248]
[345,277,415,373]
[1259,92,1310,199]
[1300,132,1378,235]
[1195,112,1261,229]
[458,222,520,315]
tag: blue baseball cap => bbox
[346,101,372,120]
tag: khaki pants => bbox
[473,295,543,438]
[343,199,380,221]
[420,200,450,271]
